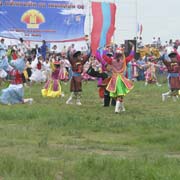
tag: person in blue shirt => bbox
[40,40,48,61]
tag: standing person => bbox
[18,38,29,55]
[61,45,67,56]
[137,37,144,49]
[66,49,91,105]
[0,55,9,85]
[131,58,139,81]
[103,43,135,113]
[51,45,58,54]
[144,56,162,86]
[152,37,157,47]
[42,57,51,82]
[137,56,146,81]
[11,49,18,60]
[59,58,69,83]
[31,44,41,57]
[126,61,132,80]
[162,52,180,101]
[97,49,116,107]
[0,38,7,59]
[68,44,75,53]
[25,56,32,83]
[40,40,48,61]
[62,54,71,80]
[86,52,111,106]
[30,55,46,83]
[41,61,62,98]
[157,37,162,48]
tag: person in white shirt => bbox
[51,45,58,54]
[18,38,29,54]
[152,37,157,47]
[0,38,7,59]
[42,58,51,81]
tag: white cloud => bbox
[0,11,7,15]
[59,9,85,15]
[0,30,24,37]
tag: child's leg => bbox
[76,92,82,105]
[115,96,125,113]
[104,89,110,107]
[66,92,76,104]
[119,96,125,112]
[162,90,171,101]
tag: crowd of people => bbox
[0,37,179,113]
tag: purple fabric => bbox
[95,49,107,71]
[53,80,59,91]
[97,78,103,86]
[95,50,102,62]
[130,50,135,56]
[52,68,60,79]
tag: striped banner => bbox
[91,2,116,55]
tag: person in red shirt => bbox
[11,49,18,60]
[103,43,135,113]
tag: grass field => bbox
[0,80,179,180]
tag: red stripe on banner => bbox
[106,3,116,45]
[49,37,85,43]
[91,2,103,55]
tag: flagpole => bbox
[135,0,138,38]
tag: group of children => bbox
[0,40,179,114]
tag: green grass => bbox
[0,80,179,179]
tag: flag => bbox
[137,23,143,36]
[140,24,143,36]
[91,2,116,55]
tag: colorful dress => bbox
[59,60,69,81]
[132,60,139,80]
[69,54,89,92]
[144,61,159,83]
[41,66,62,97]
[104,51,134,97]
[163,60,180,91]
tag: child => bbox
[59,58,69,83]
[41,61,62,98]
[0,55,33,105]
[30,55,46,83]
[66,49,91,105]
[144,56,162,86]
[103,44,135,113]
[162,52,180,101]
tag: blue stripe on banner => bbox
[99,3,111,53]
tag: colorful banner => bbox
[91,2,116,55]
[137,23,143,36]
[0,0,86,42]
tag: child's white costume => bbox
[0,57,33,105]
